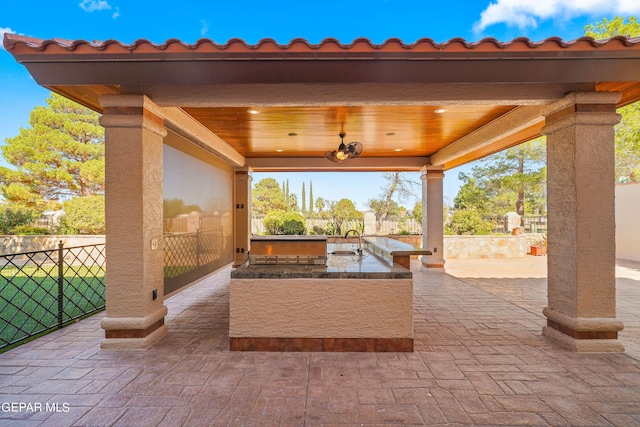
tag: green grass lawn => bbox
[0,264,105,352]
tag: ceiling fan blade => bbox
[345,141,363,158]
[324,150,341,162]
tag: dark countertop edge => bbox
[230,270,412,279]
[250,236,328,241]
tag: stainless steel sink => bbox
[330,250,357,255]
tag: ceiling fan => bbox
[324,132,363,162]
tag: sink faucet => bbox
[344,229,363,254]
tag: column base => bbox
[101,306,168,350]
[542,307,625,353]
[421,257,445,273]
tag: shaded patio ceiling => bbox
[5,35,640,171]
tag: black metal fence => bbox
[0,242,106,353]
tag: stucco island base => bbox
[229,278,414,352]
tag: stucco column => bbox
[234,167,252,267]
[98,94,168,350]
[542,92,624,352]
[421,166,445,272]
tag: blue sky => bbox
[2,0,639,210]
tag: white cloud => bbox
[1,27,20,51]
[200,20,210,37]
[475,0,640,32]
[79,0,112,13]
[112,6,120,19]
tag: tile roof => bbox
[5,34,640,56]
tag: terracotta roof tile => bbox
[4,33,640,56]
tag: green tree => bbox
[585,16,639,38]
[309,181,314,215]
[0,206,37,234]
[288,193,299,211]
[585,16,640,182]
[367,172,419,232]
[252,177,287,215]
[60,195,105,234]
[263,210,306,235]
[445,209,494,235]
[315,197,326,216]
[163,198,201,218]
[0,93,104,209]
[458,138,546,217]
[301,182,307,214]
[453,175,493,215]
[411,200,422,225]
[327,198,363,235]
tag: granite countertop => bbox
[363,236,432,256]
[231,243,412,279]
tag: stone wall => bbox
[385,234,545,259]
[444,234,545,259]
[0,235,106,255]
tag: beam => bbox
[126,83,591,107]
[429,105,546,167]
[246,156,429,172]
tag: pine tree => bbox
[0,93,105,208]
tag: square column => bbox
[542,92,624,352]
[234,167,252,267]
[99,95,168,350]
[421,167,445,272]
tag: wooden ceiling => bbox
[183,105,515,158]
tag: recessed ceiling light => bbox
[276,149,284,152]
[394,148,403,152]
[435,108,447,114]
[248,109,260,115]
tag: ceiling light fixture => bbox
[247,109,260,115]
[324,132,363,163]
[435,108,447,114]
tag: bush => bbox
[263,210,306,235]
[446,209,494,235]
[60,196,105,234]
[10,225,50,235]
[0,207,37,234]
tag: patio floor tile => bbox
[1,257,639,426]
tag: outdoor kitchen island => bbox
[230,236,422,352]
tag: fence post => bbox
[196,229,200,267]
[57,240,64,329]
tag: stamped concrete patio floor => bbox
[1,257,640,426]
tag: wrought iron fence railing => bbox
[0,242,106,353]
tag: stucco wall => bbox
[0,235,105,255]
[230,278,413,338]
[616,182,640,262]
